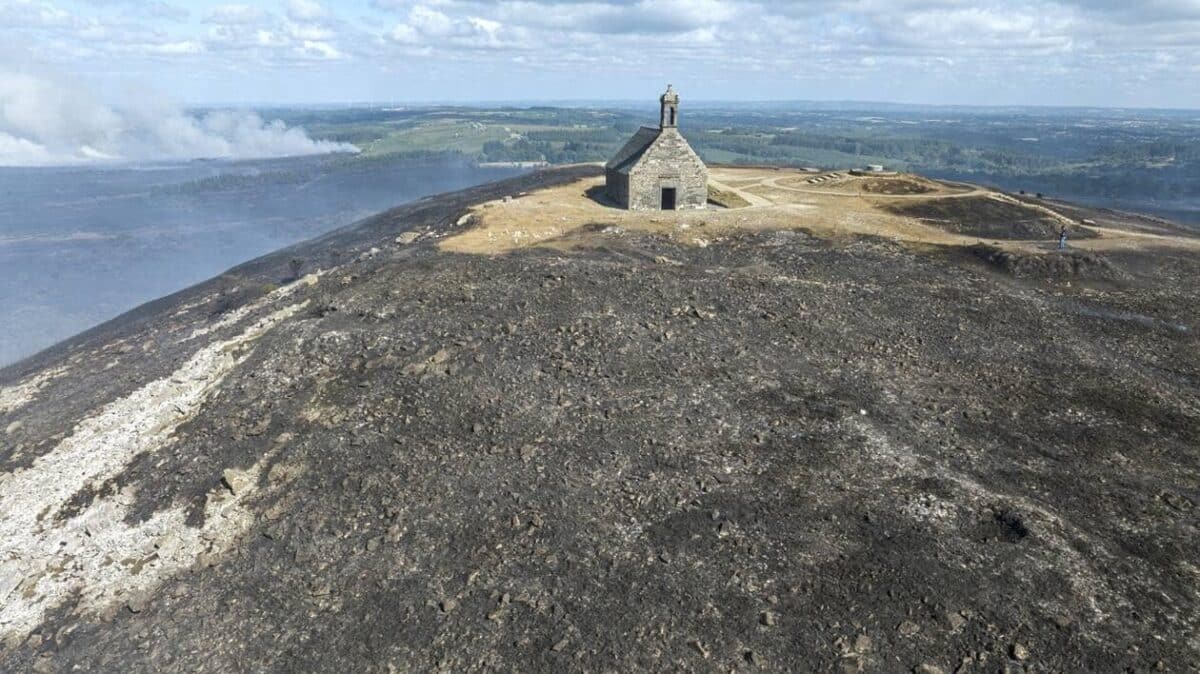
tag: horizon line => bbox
[182,98,1200,115]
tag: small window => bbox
[670,108,677,126]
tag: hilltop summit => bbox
[1,166,1199,672]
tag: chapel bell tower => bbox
[660,84,680,129]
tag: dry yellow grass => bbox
[707,183,752,209]
[440,167,1200,256]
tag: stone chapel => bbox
[605,85,709,210]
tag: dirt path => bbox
[1073,225,1200,251]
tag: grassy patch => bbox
[708,183,752,209]
[360,119,512,157]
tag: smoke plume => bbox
[0,70,358,166]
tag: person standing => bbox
[1058,226,1068,250]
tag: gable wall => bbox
[627,129,708,211]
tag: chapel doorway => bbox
[661,187,677,210]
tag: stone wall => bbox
[604,169,630,208]
[627,129,708,211]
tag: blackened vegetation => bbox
[2,167,1199,672]
[967,244,1121,279]
[209,280,269,317]
[885,196,1096,240]
[287,258,305,283]
[983,507,1031,544]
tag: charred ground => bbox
[1,166,1198,673]
[882,196,1095,241]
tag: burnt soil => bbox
[2,165,1199,673]
[885,196,1098,241]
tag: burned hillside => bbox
[1,166,1198,673]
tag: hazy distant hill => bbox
[0,156,527,366]
[271,102,1200,227]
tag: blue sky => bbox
[5,0,1200,108]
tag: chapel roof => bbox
[604,126,661,174]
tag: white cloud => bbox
[205,4,269,26]
[0,0,76,28]
[287,22,335,41]
[408,5,455,37]
[387,4,527,49]
[388,22,420,44]
[139,40,205,55]
[299,40,343,60]
[287,0,327,22]
[5,0,1200,106]
[145,2,189,22]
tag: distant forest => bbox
[261,104,1200,225]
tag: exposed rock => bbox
[839,656,864,674]
[220,468,255,496]
[944,611,967,631]
[125,595,147,614]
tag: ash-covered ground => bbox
[1,166,1198,673]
